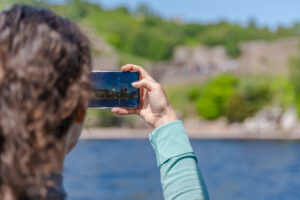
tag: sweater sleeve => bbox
[149,120,210,200]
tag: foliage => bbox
[224,41,241,58]
[84,109,137,128]
[226,76,294,122]
[2,1,300,61]
[289,56,300,117]
[195,74,238,120]
[270,75,296,108]
[47,1,300,61]
[196,98,221,120]
[124,28,181,61]
[166,74,298,122]
[118,52,151,67]
[65,0,88,20]
[85,109,123,127]
[289,56,300,94]
[224,93,252,123]
[165,83,200,118]
[0,0,45,9]
[237,77,272,114]
[188,87,202,101]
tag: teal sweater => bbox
[149,120,210,200]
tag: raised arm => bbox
[112,64,210,200]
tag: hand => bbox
[112,64,179,128]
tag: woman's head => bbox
[0,5,91,199]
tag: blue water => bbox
[63,140,300,200]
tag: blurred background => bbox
[2,0,299,133]
[2,0,300,199]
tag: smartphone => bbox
[88,71,140,109]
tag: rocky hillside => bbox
[150,38,300,84]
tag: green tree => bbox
[238,78,272,113]
[127,28,180,60]
[224,93,252,123]
[195,74,238,120]
[65,0,88,20]
[289,56,300,116]
[136,4,153,16]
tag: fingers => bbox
[111,107,138,115]
[121,64,154,81]
[132,79,153,92]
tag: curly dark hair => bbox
[0,5,91,199]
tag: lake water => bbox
[63,140,300,200]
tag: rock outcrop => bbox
[150,38,300,83]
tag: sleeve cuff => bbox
[149,120,194,167]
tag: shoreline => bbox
[80,127,300,140]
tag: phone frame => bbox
[89,70,142,109]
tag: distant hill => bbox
[51,0,300,61]
[1,0,300,63]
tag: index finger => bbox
[121,64,154,81]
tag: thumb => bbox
[132,79,153,92]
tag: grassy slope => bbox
[50,1,300,61]
[3,1,299,62]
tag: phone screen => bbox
[88,71,140,109]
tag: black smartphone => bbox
[88,71,140,109]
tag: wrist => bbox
[154,106,179,128]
